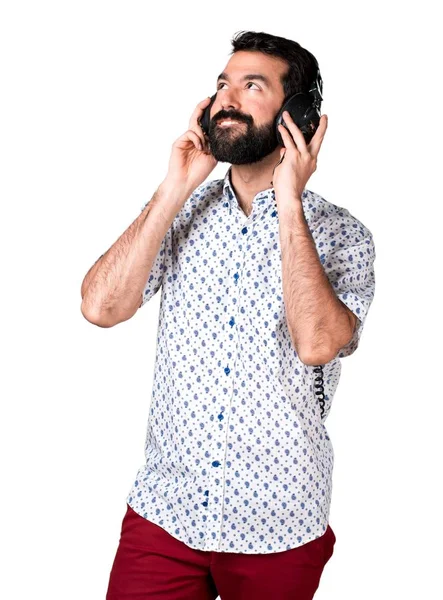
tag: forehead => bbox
[220,51,287,88]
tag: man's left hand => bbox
[272,111,328,201]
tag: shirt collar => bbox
[222,166,276,211]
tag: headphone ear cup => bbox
[275,93,321,146]
[199,93,217,136]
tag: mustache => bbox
[213,111,251,125]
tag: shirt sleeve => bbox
[320,221,376,358]
[138,198,171,308]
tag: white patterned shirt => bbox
[126,166,376,554]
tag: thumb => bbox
[274,149,285,170]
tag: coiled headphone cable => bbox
[313,364,325,419]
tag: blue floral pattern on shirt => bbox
[126,166,376,553]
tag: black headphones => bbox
[199,61,323,146]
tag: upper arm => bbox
[331,235,375,357]
[341,300,358,334]
[316,212,376,358]
[137,197,173,310]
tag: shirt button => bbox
[241,226,248,234]
[224,366,230,375]
[212,460,221,467]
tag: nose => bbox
[221,101,240,112]
[219,90,241,113]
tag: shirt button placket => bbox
[214,211,251,551]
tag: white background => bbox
[1,1,442,598]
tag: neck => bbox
[229,147,281,216]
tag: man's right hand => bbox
[160,96,218,195]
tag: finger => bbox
[189,127,207,150]
[280,111,307,154]
[272,152,285,176]
[188,98,213,151]
[278,122,297,153]
[308,114,328,157]
[185,129,205,151]
[189,96,213,132]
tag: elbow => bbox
[289,328,336,366]
[296,337,337,366]
[299,347,336,366]
[80,303,116,328]
[301,332,353,365]
[80,301,139,327]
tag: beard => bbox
[207,112,280,165]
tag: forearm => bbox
[81,181,189,326]
[81,253,105,299]
[278,198,352,364]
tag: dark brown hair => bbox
[229,30,320,101]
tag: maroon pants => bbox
[106,503,336,600]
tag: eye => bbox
[217,82,260,90]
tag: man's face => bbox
[207,51,287,165]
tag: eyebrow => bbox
[216,72,271,87]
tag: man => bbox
[81,30,376,600]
